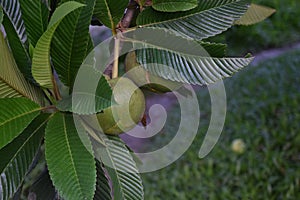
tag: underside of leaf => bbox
[137,0,251,39]
[0,31,44,104]
[235,3,276,25]
[92,136,144,200]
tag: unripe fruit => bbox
[125,51,182,93]
[96,77,145,135]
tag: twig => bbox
[112,37,120,78]
[105,0,140,78]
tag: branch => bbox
[105,0,140,78]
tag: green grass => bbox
[140,1,300,198]
[209,0,300,55]
[141,49,300,199]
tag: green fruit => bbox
[96,77,145,135]
[125,51,182,93]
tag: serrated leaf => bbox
[2,14,32,83]
[235,3,276,25]
[19,0,49,47]
[123,28,253,85]
[137,0,250,39]
[198,41,227,58]
[51,0,95,90]
[32,1,85,89]
[28,169,57,200]
[0,0,27,44]
[93,136,144,200]
[0,98,41,149]
[57,65,113,115]
[152,0,198,12]
[0,114,51,200]
[94,0,128,30]
[0,31,44,104]
[94,160,112,200]
[45,112,96,200]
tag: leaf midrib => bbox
[0,107,41,127]
[62,115,85,198]
[103,138,127,200]
[103,0,116,30]
[65,12,82,87]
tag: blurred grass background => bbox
[141,0,300,199]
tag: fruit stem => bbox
[112,36,120,79]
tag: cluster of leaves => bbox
[0,0,274,199]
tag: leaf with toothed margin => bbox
[45,112,96,200]
[32,1,85,89]
[137,0,251,40]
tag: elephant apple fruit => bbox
[125,51,182,93]
[96,77,145,135]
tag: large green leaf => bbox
[93,0,128,30]
[0,114,51,200]
[152,0,198,12]
[51,0,95,90]
[0,31,44,104]
[0,98,41,149]
[123,28,253,85]
[45,112,96,200]
[32,1,85,89]
[235,3,276,25]
[19,0,49,47]
[94,160,112,200]
[137,0,250,39]
[93,136,144,200]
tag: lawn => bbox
[142,47,300,200]
[141,0,300,198]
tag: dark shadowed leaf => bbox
[1,14,32,82]
[0,6,3,24]
[27,169,57,200]
[51,0,96,90]
[93,0,128,30]
[94,160,112,200]
[19,0,49,47]
[0,114,51,200]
